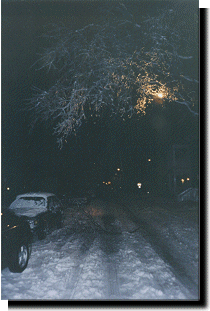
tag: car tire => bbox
[8,242,29,273]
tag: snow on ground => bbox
[114,196,199,293]
[1,198,198,300]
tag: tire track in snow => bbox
[138,221,198,298]
[62,227,96,299]
[98,230,122,299]
[118,231,192,299]
[120,202,198,298]
[71,237,107,299]
[92,201,194,299]
[106,257,120,299]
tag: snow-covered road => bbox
[1,199,198,300]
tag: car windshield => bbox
[10,197,46,209]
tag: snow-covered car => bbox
[9,193,64,240]
[177,188,199,202]
[1,208,32,272]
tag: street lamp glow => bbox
[137,183,142,188]
[157,93,163,98]
[117,168,120,171]
[181,179,185,184]
[187,178,190,181]
[148,159,151,162]
[7,187,10,191]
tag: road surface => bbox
[1,199,198,300]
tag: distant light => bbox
[7,187,10,191]
[117,168,120,171]
[147,191,150,194]
[137,183,142,188]
[103,181,105,184]
[148,159,151,162]
[181,179,185,184]
[108,181,111,185]
[157,93,163,98]
[187,178,190,181]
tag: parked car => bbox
[9,193,64,240]
[68,188,95,206]
[177,188,199,202]
[1,208,32,272]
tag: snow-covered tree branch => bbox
[29,4,198,146]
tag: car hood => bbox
[9,207,47,218]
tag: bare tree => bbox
[29,4,198,146]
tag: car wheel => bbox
[8,242,29,273]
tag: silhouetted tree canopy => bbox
[29,3,198,146]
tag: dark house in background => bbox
[168,145,193,196]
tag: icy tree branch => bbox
[29,4,198,145]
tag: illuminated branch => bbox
[29,4,198,145]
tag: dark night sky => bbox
[2,0,199,203]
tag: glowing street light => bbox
[117,168,120,171]
[181,179,185,184]
[157,93,163,98]
[148,159,151,162]
[137,183,142,188]
[7,187,10,191]
[187,178,190,181]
